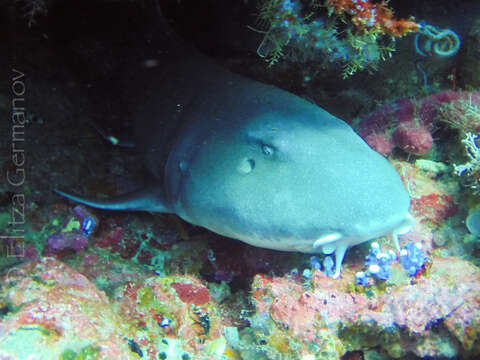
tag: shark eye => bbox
[261,144,274,156]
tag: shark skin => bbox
[55,21,413,278]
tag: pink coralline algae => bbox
[116,275,225,358]
[171,281,211,305]
[44,205,97,254]
[0,258,232,360]
[394,160,458,225]
[388,160,458,253]
[411,193,458,225]
[0,258,137,359]
[357,91,480,156]
[46,231,89,252]
[392,122,433,155]
[251,256,480,359]
[97,226,123,249]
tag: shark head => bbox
[165,95,412,276]
[55,72,412,278]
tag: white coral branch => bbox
[454,132,480,176]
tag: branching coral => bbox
[254,0,418,77]
[438,94,480,134]
[454,132,480,195]
[454,132,480,177]
[436,93,480,193]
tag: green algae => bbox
[138,285,155,307]
[60,345,100,360]
[61,217,81,233]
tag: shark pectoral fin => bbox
[54,186,171,213]
[88,121,136,148]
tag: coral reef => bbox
[254,0,418,77]
[0,257,236,359]
[43,205,97,254]
[250,256,480,359]
[1,1,479,359]
[2,146,476,359]
[356,241,397,285]
[326,0,419,37]
[0,258,138,359]
[355,240,428,286]
[115,275,228,358]
[454,132,480,193]
[437,93,480,134]
[357,91,480,156]
[399,242,427,276]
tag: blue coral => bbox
[356,241,427,286]
[355,271,370,287]
[73,205,97,237]
[365,242,396,281]
[310,256,322,270]
[305,255,334,278]
[400,242,427,276]
[81,217,96,236]
[323,256,335,277]
[356,242,396,286]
